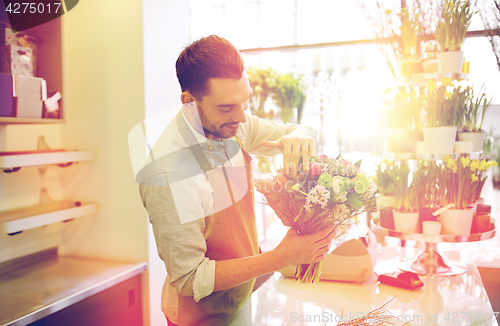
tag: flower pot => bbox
[438,51,464,73]
[377,195,396,230]
[399,57,423,76]
[383,128,409,152]
[467,201,478,213]
[439,207,474,235]
[422,221,442,235]
[423,126,457,154]
[419,207,438,233]
[383,129,422,153]
[380,207,395,230]
[393,210,419,233]
[457,131,485,152]
[477,213,491,233]
[377,195,396,208]
[454,141,472,154]
[477,204,491,213]
[422,59,440,73]
[471,212,490,234]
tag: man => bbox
[138,35,336,326]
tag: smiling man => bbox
[139,35,337,326]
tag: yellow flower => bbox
[446,158,457,173]
[461,156,470,168]
[441,77,453,88]
[427,80,437,91]
[470,160,480,172]
[479,159,488,171]
[471,174,478,182]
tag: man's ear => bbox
[181,92,195,104]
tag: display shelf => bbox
[0,201,97,235]
[0,150,94,172]
[371,219,496,276]
[371,219,496,243]
[383,151,483,161]
[0,117,64,124]
[397,72,470,86]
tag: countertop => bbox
[0,251,147,326]
[228,246,499,326]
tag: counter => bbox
[228,246,499,326]
[0,249,147,326]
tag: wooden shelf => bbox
[0,150,94,171]
[0,117,64,124]
[0,201,97,235]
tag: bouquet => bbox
[255,154,378,284]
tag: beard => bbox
[197,102,238,139]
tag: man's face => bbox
[193,71,253,139]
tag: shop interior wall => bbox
[60,0,149,324]
[141,0,190,325]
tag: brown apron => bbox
[176,111,259,326]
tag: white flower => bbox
[304,185,330,211]
[331,176,344,194]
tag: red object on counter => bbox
[0,149,66,156]
[378,271,423,290]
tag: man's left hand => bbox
[263,135,315,177]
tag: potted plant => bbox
[246,65,278,119]
[436,156,477,235]
[382,87,423,153]
[386,7,422,75]
[392,161,419,233]
[423,78,466,153]
[414,160,440,232]
[470,159,498,203]
[458,86,493,152]
[433,0,476,73]
[372,159,397,229]
[273,72,307,124]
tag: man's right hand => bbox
[272,225,338,267]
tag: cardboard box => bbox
[0,73,15,117]
[15,75,46,118]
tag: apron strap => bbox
[176,110,213,172]
[176,109,236,205]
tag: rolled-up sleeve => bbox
[139,170,216,302]
[237,112,314,154]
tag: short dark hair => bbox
[176,35,245,100]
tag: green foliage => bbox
[345,193,364,211]
[385,7,421,58]
[274,72,307,124]
[383,87,422,130]
[413,160,439,209]
[373,159,396,196]
[247,66,307,124]
[434,0,476,52]
[398,8,421,57]
[424,78,467,127]
[462,85,493,132]
[392,161,418,213]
